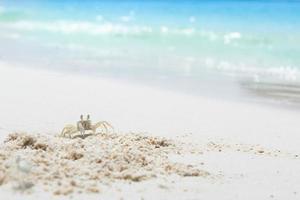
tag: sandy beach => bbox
[1,0,300,199]
[0,62,300,199]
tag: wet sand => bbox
[240,80,300,105]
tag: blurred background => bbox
[1,0,300,104]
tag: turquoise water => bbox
[1,0,300,89]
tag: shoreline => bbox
[2,58,300,112]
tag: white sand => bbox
[0,62,300,199]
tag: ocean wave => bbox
[1,18,295,50]
[0,20,155,35]
[1,19,299,83]
[0,19,239,40]
[205,58,299,82]
[44,40,300,82]
[0,20,190,36]
[1,19,281,51]
[223,32,242,44]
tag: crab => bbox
[60,115,114,138]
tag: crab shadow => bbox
[72,133,94,139]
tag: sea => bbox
[1,0,300,103]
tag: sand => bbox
[1,62,300,199]
[0,132,209,195]
[0,132,299,200]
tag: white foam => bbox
[0,21,132,35]
[224,32,241,44]
[160,26,168,34]
[0,19,228,39]
[205,57,300,82]
[267,66,298,81]
[0,20,162,35]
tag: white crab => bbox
[60,115,114,138]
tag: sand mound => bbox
[0,132,209,195]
